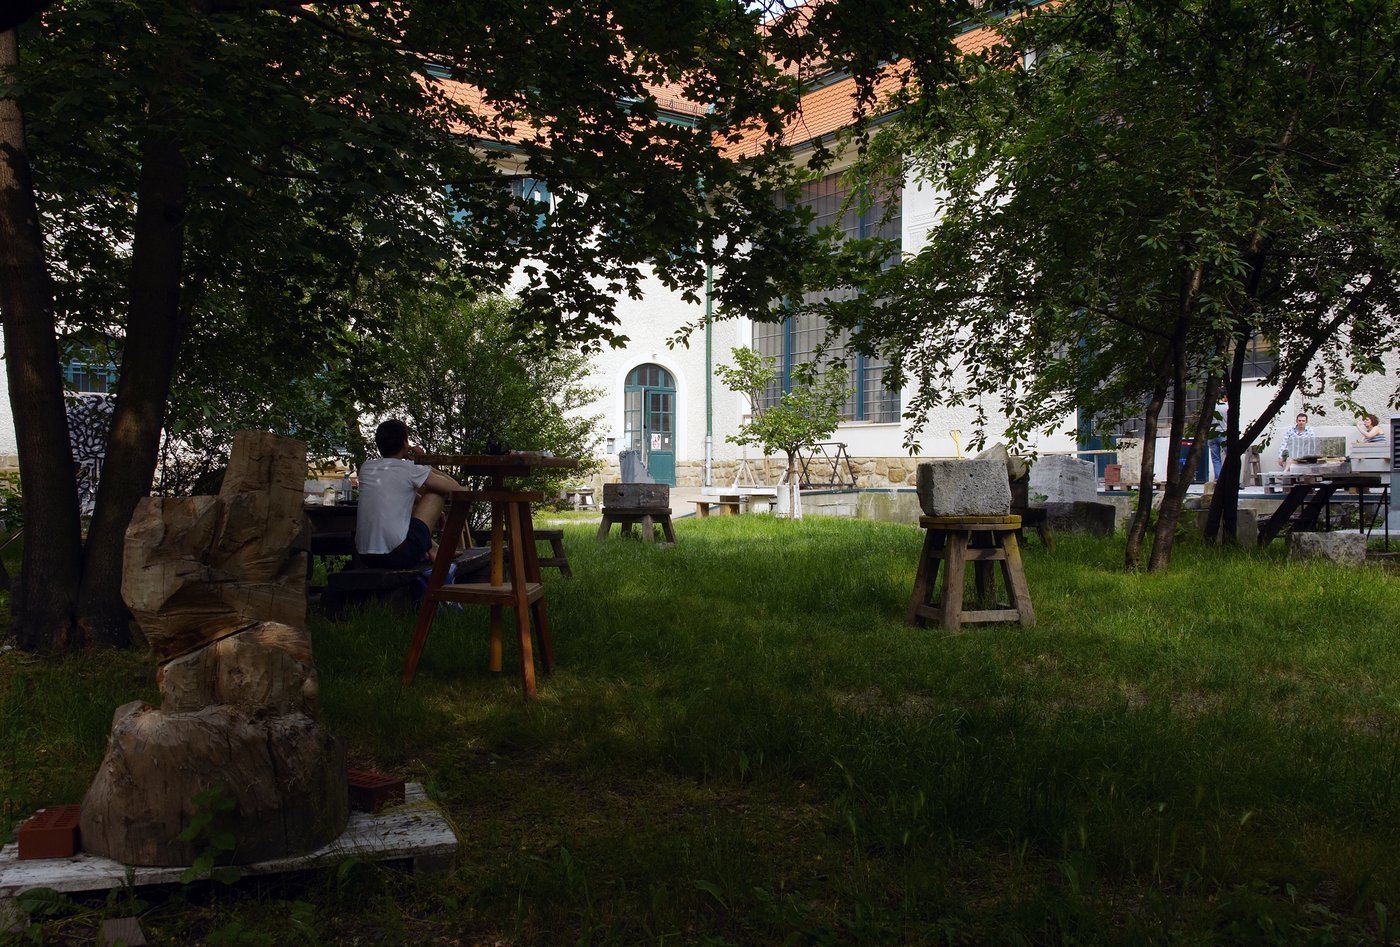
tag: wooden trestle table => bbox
[401,453,578,696]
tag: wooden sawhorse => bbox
[401,489,554,696]
[906,515,1035,631]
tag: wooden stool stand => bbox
[597,483,675,545]
[597,509,676,545]
[402,489,554,696]
[906,515,1034,631]
[533,528,572,577]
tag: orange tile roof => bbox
[427,15,1013,164]
[725,21,1013,158]
[431,73,706,151]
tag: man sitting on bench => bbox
[357,419,460,568]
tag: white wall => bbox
[562,270,753,469]
[0,356,16,460]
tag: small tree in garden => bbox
[369,292,604,501]
[716,347,850,520]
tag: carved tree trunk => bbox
[81,431,347,866]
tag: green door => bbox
[624,364,676,485]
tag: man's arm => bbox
[420,468,460,497]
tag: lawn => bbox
[4,516,1400,944]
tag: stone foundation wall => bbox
[588,456,929,490]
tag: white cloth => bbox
[355,458,430,554]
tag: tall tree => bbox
[834,0,1400,570]
[1,0,831,650]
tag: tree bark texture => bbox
[1123,380,1167,570]
[81,431,346,867]
[1147,258,1212,573]
[77,86,192,648]
[0,30,84,650]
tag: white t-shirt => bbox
[355,458,431,554]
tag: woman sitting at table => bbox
[1355,413,1386,444]
[356,419,460,568]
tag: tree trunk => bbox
[1151,373,1220,572]
[1147,258,1213,573]
[75,88,191,647]
[780,451,802,519]
[1124,380,1166,570]
[1204,333,1251,542]
[0,30,84,650]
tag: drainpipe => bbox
[704,261,714,487]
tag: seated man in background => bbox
[356,419,460,568]
[1277,412,1315,471]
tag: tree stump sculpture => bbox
[80,431,348,866]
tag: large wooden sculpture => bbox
[80,431,348,866]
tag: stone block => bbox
[974,442,1030,482]
[1288,531,1367,566]
[1042,501,1117,536]
[916,459,1011,517]
[1029,455,1098,504]
[1195,509,1259,548]
[603,482,670,512]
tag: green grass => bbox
[6,517,1400,944]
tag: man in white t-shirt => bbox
[356,419,460,568]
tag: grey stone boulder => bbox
[1042,501,1117,536]
[1029,455,1098,505]
[974,443,1031,483]
[1196,509,1259,548]
[1287,531,1367,567]
[976,443,1031,507]
[916,459,1011,517]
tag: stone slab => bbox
[1288,529,1366,565]
[1028,455,1098,505]
[916,459,1011,517]
[0,783,455,908]
[1195,509,1259,548]
[1288,531,1368,567]
[1042,501,1117,536]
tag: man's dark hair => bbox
[375,419,409,457]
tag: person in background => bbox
[1355,413,1386,443]
[356,419,460,568]
[1278,412,1314,471]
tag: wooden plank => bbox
[905,528,941,627]
[1001,530,1036,626]
[0,784,456,906]
[939,531,968,631]
[957,608,1022,623]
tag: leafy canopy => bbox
[833,0,1400,451]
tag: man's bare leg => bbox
[413,493,448,563]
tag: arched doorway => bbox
[623,363,676,485]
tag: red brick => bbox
[347,771,405,812]
[17,804,81,860]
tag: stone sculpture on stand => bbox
[80,431,347,866]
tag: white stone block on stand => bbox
[916,460,1011,517]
